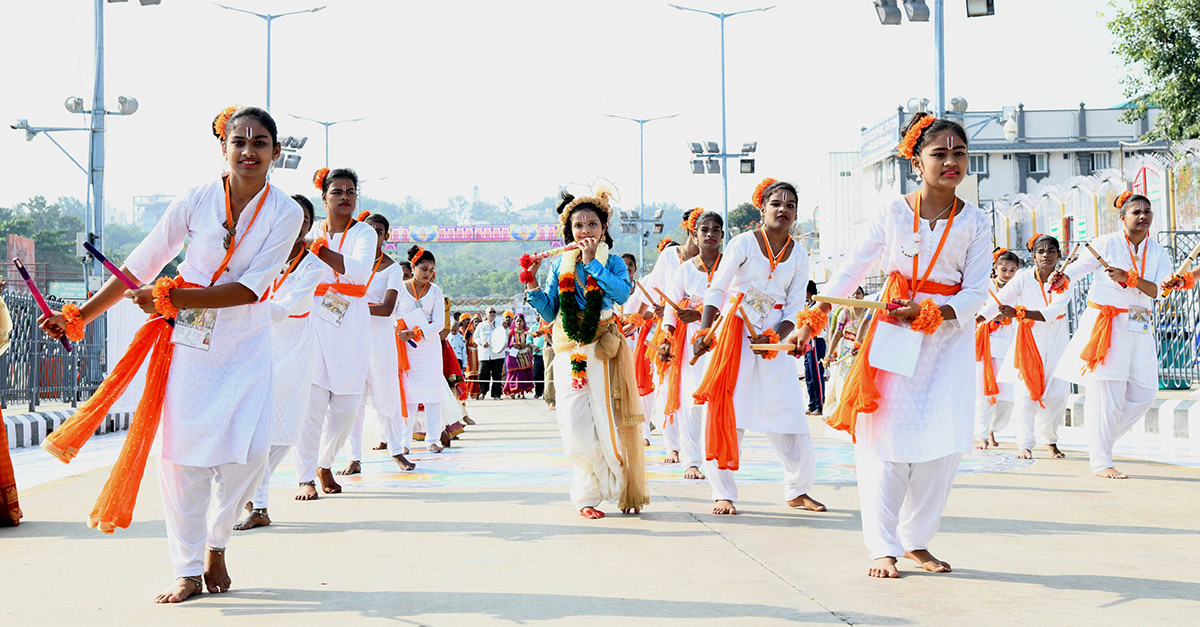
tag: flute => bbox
[83,241,175,327]
[518,241,582,283]
[1084,242,1111,269]
[12,258,72,352]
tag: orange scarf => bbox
[693,294,745,471]
[634,319,655,396]
[826,272,961,442]
[975,321,1001,403]
[314,283,368,298]
[1012,314,1046,407]
[663,298,693,416]
[395,320,413,419]
[1080,301,1129,373]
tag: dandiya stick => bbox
[1173,239,1200,274]
[634,280,657,305]
[689,312,723,366]
[749,342,799,352]
[83,241,138,290]
[12,258,72,352]
[652,287,682,311]
[814,295,902,311]
[1084,242,1111,269]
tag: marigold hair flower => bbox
[992,248,1009,263]
[656,237,673,253]
[1115,190,1133,210]
[897,114,937,159]
[909,298,943,335]
[1026,234,1044,251]
[313,167,330,192]
[752,178,778,209]
[61,303,86,342]
[410,246,426,264]
[795,307,828,336]
[212,104,239,141]
[355,210,370,222]
[682,208,703,233]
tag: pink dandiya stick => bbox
[12,258,72,352]
[83,241,139,290]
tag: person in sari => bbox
[0,288,21,527]
[503,313,536,397]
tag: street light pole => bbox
[605,113,678,273]
[213,3,326,111]
[670,3,775,243]
[289,114,365,167]
[934,0,945,117]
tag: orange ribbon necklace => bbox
[697,252,721,287]
[1124,233,1147,278]
[910,192,959,295]
[218,175,270,286]
[408,279,431,302]
[272,250,305,294]
[363,254,385,290]
[760,229,792,279]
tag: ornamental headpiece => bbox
[313,167,331,192]
[752,178,778,209]
[897,114,937,159]
[682,207,704,232]
[558,178,620,227]
[1114,191,1133,210]
[992,248,1009,263]
[212,105,240,141]
[656,237,674,253]
[1025,234,1044,251]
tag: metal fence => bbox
[1,288,104,412]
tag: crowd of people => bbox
[8,105,1190,603]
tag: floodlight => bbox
[618,210,630,220]
[902,0,930,22]
[705,141,720,154]
[740,158,755,174]
[691,159,705,174]
[689,142,705,154]
[294,136,307,149]
[741,142,757,153]
[874,0,901,25]
[906,97,929,113]
[706,158,721,174]
[11,119,29,130]
[652,223,664,234]
[1003,117,1019,141]
[949,97,968,113]
[64,97,85,114]
[966,0,995,18]
[283,154,301,169]
[653,208,664,219]
[117,96,138,115]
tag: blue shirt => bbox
[528,253,632,324]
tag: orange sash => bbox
[1080,301,1128,373]
[314,282,368,298]
[663,298,693,416]
[634,319,655,396]
[693,294,745,471]
[1013,315,1046,407]
[975,321,1001,403]
[395,320,413,419]
[826,272,961,442]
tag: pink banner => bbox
[385,223,560,244]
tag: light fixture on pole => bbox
[212,3,326,111]
[289,114,363,167]
[605,112,677,272]
[687,138,758,235]
[671,2,775,243]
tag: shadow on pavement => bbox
[953,569,1200,605]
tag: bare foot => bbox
[867,557,900,579]
[428,443,444,454]
[371,441,388,451]
[463,416,476,425]
[243,500,253,513]
[316,468,342,494]
[1047,443,1065,458]
[905,549,952,573]
[1016,448,1033,459]
[440,429,453,448]
[975,438,990,450]
[204,549,232,593]
[1096,467,1128,479]
[233,508,270,531]
[579,507,605,519]
[643,438,651,447]
[787,493,827,512]
[336,460,362,476]
[402,446,410,455]
[664,450,680,464]
[683,466,706,480]
[393,454,416,471]
[620,507,641,514]
[988,433,1000,448]
[712,499,737,515]
[154,577,202,603]
[295,482,318,501]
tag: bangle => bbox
[909,298,944,335]
[1123,268,1140,289]
[310,237,328,256]
[795,307,828,336]
[61,303,86,342]
[152,276,183,320]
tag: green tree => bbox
[728,202,760,233]
[1107,0,1200,139]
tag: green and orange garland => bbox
[559,263,605,389]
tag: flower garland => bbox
[752,177,778,209]
[559,264,605,388]
[896,115,937,159]
[1115,190,1133,209]
[1124,268,1140,289]
[795,307,828,336]
[910,298,943,335]
[691,326,712,344]
[656,238,674,253]
[61,303,86,342]
[1015,305,1028,321]
[758,328,781,360]
[570,352,588,389]
[313,167,330,191]
[212,104,239,141]
[411,246,426,264]
[1051,275,1071,294]
[681,208,703,233]
[1026,233,1043,251]
[152,276,185,320]
[310,236,328,256]
[992,248,1009,263]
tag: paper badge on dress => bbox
[316,291,351,327]
[1127,305,1152,335]
[172,308,218,351]
[741,286,776,332]
[868,320,921,377]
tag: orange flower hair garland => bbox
[682,208,703,233]
[1115,191,1132,209]
[212,105,239,141]
[1026,234,1043,251]
[909,298,943,335]
[897,115,937,159]
[313,167,330,191]
[411,246,426,264]
[61,303,86,342]
[992,248,1009,263]
[656,238,673,253]
[752,178,778,209]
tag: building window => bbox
[874,162,883,189]
[1092,152,1111,170]
[886,158,896,184]
[1030,153,1049,174]
[968,154,988,175]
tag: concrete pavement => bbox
[2,398,1199,625]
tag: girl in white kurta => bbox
[235,194,323,531]
[395,245,449,452]
[795,116,991,578]
[295,168,377,499]
[40,107,303,602]
[662,210,725,480]
[339,214,409,473]
[974,251,1019,448]
[691,181,824,516]
[643,238,687,459]
[1052,193,1170,479]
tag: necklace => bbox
[759,229,792,279]
[697,252,721,286]
[925,199,956,230]
[408,279,430,306]
[902,193,958,257]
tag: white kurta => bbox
[267,252,324,446]
[307,220,377,394]
[979,279,1016,401]
[823,197,993,463]
[665,256,715,402]
[364,262,404,416]
[1054,231,1171,388]
[124,178,303,467]
[981,268,1073,394]
[395,281,447,404]
[701,232,810,434]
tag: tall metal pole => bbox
[324,124,330,167]
[934,0,945,117]
[719,14,730,244]
[265,16,273,110]
[638,120,646,275]
[89,0,107,355]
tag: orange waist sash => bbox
[693,294,746,471]
[314,282,368,298]
[663,298,692,418]
[1013,315,1046,407]
[1080,301,1129,374]
[975,321,1001,402]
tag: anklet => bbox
[207,546,226,554]
[298,480,316,487]
[181,575,202,588]
[251,508,267,515]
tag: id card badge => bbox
[171,308,218,351]
[868,320,922,377]
[317,291,351,327]
[741,286,776,331]
[1127,305,1152,335]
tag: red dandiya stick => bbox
[12,258,72,352]
[517,242,582,283]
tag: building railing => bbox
[1,288,104,412]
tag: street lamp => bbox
[289,114,364,167]
[617,208,666,276]
[213,3,326,111]
[604,112,677,269]
[670,3,774,243]
[687,138,757,237]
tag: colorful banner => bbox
[385,223,560,244]
[6,235,35,285]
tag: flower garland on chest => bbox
[558,245,607,388]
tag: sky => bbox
[0,0,1133,224]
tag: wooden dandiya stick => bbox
[12,258,72,352]
[689,312,723,366]
[749,342,799,352]
[813,295,902,311]
[652,287,682,311]
[1084,242,1111,269]
[1159,240,1200,295]
[736,303,759,338]
[634,280,657,305]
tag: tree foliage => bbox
[1107,0,1200,140]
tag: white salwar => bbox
[823,197,991,558]
[251,252,323,510]
[395,281,448,450]
[1054,231,1171,473]
[123,177,302,577]
[664,257,717,472]
[296,220,376,483]
[346,262,404,461]
[552,327,625,508]
[980,267,1073,450]
[974,280,1016,440]
[699,232,816,503]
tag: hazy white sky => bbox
[1,0,1131,222]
